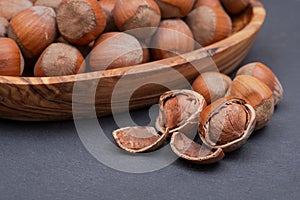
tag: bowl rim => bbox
[0,0,266,86]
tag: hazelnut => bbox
[89,32,143,71]
[112,0,161,40]
[34,0,62,10]
[140,42,150,63]
[220,0,250,15]
[236,62,283,105]
[113,126,169,153]
[154,0,195,18]
[186,5,232,47]
[156,90,206,134]
[170,132,225,164]
[7,6,57,59]
[0,17,9,37]
[97,0,117,32]
[151,19,194,60]
[193,0,222,9]
[192,72,232,104]
[0,0,32,20]
[0,38,24,76]
[199,96,256,152]
[34,43,86,77]
[229,75,274,130]
[56,0,106,45]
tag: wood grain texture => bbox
[0,0,266,121]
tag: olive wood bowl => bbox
[0,0,266,121]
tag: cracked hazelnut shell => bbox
[199,96,256,152]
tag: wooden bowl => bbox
[0,0,266,121]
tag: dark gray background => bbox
[0,0,299,199]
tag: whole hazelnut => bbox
[98,0,117,32]
[220,0,250,15]
[89,32,143,71]
[199,96,256,152]
[0,38,24,76]
[56,0,106,45]
[186,5,232,47]
[0,17,9,37]
[193,0,222,9]
[154,0,195,18]
[151,19,194,60]
[7,6,57,59]
[34,0,62,10]
[0,0,32,20]
[192,72,232,104]
[112,0,161,40]
[229,75,274,130]
[34,43,86,77]
[236,62,283,105]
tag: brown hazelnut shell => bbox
[56,0,106,45]
[112,126,170,153]
[199,96,256,152]
[98,0,117,32]
[156,89,207,135]
[112,0,161,39]
[0,38,24,76]
[151,19,195,60]
[0,17,9,37]
[220,0,250,15]
[154,0,195,18]
[89,32,143,71]
[186,5,232,47]
[193,0,222,9]
[170,132,225,164]
[236,62,283,105]
[228,75,274,130]
[192,72,232,104]
[7,6,57,59]
[34,43,86,77]
[0,0,33,20]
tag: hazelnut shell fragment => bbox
[112,126,169,153]
[199,96,256,152]
[170,132,225,164]
[156,89,206,134]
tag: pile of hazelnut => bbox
[113,62,283,164]
[0,0,250,77]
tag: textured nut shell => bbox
[112,0,161,39]
[56,0,106,45]
[229,75,274,130]
[0,17,9,37]
[151,19,194,60]
[0,38,24,76]
[193,0,222,9]
[221,0,250,14]
[98,0,117,32]
[34,43,86,77]
[0,0,32,20]
[170,132,225,164]
[35,0,61,10]
[236,62,283,105]
[186,6,232,47]
[192,72,232,104]
[154,0,195,18]
[90,32,143,71]
[156,89,206,134]
[112,126,169,153]
[199,97,256,152]
[7,6,57,58]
